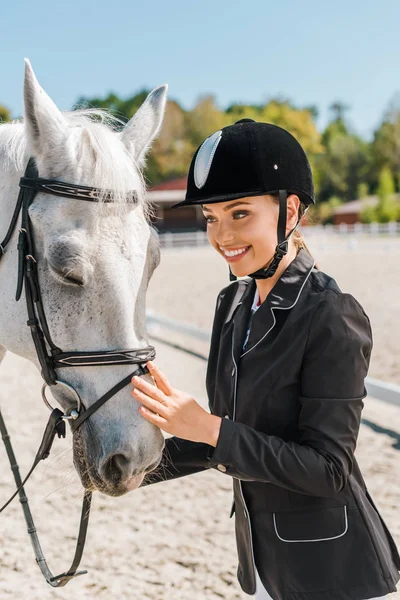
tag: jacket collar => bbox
[232,248,315,361]
[261,247,315,311]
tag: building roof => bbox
[147,176,188,204]
[333,196,378,215]
[149,176,188,191]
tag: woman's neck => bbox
[256,244,298,304]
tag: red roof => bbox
[149,176,188,191]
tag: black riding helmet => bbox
[171,118,316,280]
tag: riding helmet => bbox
[171,118,316,280]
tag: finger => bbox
[146,361,174,395]
[132,376,167,403]
[131,388,168,418]
[139,406,168,428]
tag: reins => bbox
[0,158,155,586]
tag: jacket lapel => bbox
[231,277,257,367]
[233,249,315,359]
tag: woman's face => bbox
[201,194,299,278]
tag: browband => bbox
[19,176,139,204]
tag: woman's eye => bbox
[204,211,249,224]
[232,211,248,220]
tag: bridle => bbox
[0,158,156,586]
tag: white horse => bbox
[0,60,167,496]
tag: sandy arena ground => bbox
[0,236,398,599]
[147,236,400,386]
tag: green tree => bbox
[316,132,370,202]
[360,203,377,224]
[362,167,399,223]
[375,166,397,222]
[309,195,343,224]
[370,94,400,191]
[377,165,395,198]
[75,90,191,185]
[74,90,151,121]
[187,95,228,148]
[0,105,11,122]
[357,182,369,199]
[316,100,372,203]
[149,99,192,183]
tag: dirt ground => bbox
[0,236,398,599]
[147,236,400,385]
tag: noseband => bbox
[0,158,156,586]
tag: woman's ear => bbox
[286,194,301,232]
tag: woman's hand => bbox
[131,361,222,446]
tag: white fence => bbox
[158,222,400,248]
[159,231,209,248]
[304,221,400,236]
[146,311,400,408]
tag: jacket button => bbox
[217,464,227,472]
[231,367,235,376]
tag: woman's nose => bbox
[214,221,234,246]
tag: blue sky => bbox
[1,0,399,140]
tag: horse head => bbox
[0,60,168,496]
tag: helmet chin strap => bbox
[229,190,304,281]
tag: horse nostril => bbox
[101,453,136,483]
[100,453,162,485]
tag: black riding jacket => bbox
[141,247,400,600]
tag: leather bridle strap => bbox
[0,363,147,585]
[70,367,146,433]
[19,176,139,204]
[0,406,91,586]
[0,367,144,512]
[0,184,24,258]
[52,347,156,368]
[0,157,156,586]
[1,158,156,386]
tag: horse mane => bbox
[0,109,153,221]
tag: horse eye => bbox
[48,263,85,287]
[64,273,84,286]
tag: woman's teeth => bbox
[219,246,251,263]
[222,246,249,257]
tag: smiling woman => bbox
[137,119,399,600]
[201,195,297,297]
[200,193,319,303]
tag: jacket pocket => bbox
[273,505,348,543]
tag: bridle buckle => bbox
[41,381,81,420]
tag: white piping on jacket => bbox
[240,259,315,358]
[228,259,315,591]
[238,478,257,591]
[231,329,256,588]
[272,505,348,543]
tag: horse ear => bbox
[23,58,69,156]
[121,85,168,166]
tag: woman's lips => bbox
[222,246,251,262]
